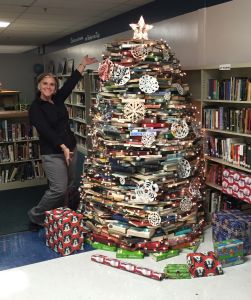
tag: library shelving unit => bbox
[0,91,47,191]
[58,70,99,154]
[186,65,251,211]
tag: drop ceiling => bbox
[0,0,154,53]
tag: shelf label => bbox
[219,64,231,70]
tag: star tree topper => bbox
[130,16,153,40]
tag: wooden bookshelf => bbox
[0,94,47,190]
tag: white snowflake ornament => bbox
[177,159,191,178]
[141,131,155,147]
[164,91,171,101]
[112,64,130,85]
[134,180,159,203]
[139,75,159,94]
[123,99,145,123]
[180,196,193,212]
[131,44,148,60]
[119,177,126,185]
[172,83,184,95]
[148,212,161,226]
[171,120,189,139]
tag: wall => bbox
[42,0,251,70]
[0,52,42,103]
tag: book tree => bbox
[79,16,205,253]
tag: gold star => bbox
[130,16,153,40]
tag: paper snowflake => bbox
[163,49,170,61]
[119,177,126,185]
[139,75,159,94]
[164,91,171,101]
[177,159,191,178]
[148,212,161,226]
[191,121,201,137]
[134,180,159,203]
[112,64,130,85]
[189,178,201,197]
[180,197,193,212]
[172,83,184,95]
[171,120,189,139]
[98,59,114,81]
[141,131,155,147]
[123,100,145,123]
[131,44,148,60]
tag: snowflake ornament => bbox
[130,16,153,40]
[98,59,114,81]
[163,49,170,61]
[119,177,126,185]
[131,44,148,60]
[134,180,159,203]
[191,121,201,137]
[123,99,145,123]
[189,179,201,197]
[180,196,193,212]
[141,131,155,147]
[177,159,191,178]
[164,91,171,101]
[171,120,189,139]
[139,75,159,94]
[148,212,161,226]
[172,83,184,95]
[112,64,130,85]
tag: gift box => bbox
[163,264,191,279]
[44,207,85,256]
[116,248,144,259]
[214,239,244,267]
[92,241,117,252]
[212,210,251,255]
[186,251,223,278]
[150,250,180,262]
[222,168,251,204]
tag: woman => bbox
[28,55,97,230]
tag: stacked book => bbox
[79,18,205,252]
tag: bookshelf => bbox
[186,66,251,212]
[59,70,99,154]
[0,92,47,191]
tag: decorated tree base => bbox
[79,16,205,253]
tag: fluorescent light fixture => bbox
[0,21,10,27]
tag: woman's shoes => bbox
[28,221,43,232]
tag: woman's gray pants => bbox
[28,150,77,225]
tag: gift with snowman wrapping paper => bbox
[44,207,85,256]
[186,251,224,278]
[222,168,251,204]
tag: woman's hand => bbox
[60,144,73,166]
[77,55,98,73]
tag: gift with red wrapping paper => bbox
[186,251,224,278]
[44,207,85,256]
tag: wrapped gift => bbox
[222,168,251,204]
[212,210,251,255]
[116,248,144,259]
[150,250,180,262]
[186,251,223,278]
[44,207,85,256]
[91,255,165,281]
[214,239,244,267]
[92,241,117,252]
[163,264,191,279]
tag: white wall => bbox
[43,0,251,70]
[0,53,42,103]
